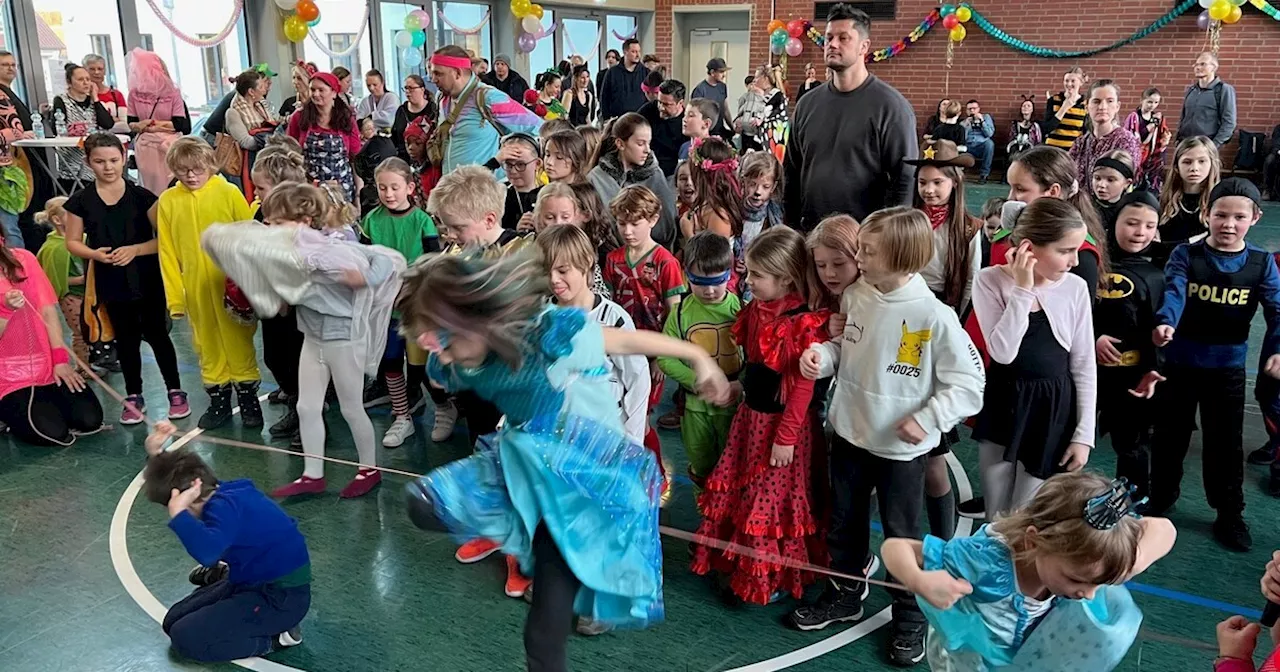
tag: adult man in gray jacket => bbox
[1178,52,1237,147]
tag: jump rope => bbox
[8,298,1240,659]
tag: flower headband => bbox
[689,137,740,175]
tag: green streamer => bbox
[970,0,1197,58]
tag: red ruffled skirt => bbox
[691,404,825,604]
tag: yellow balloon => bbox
[1209,0,1231,20]
[529,4,544,20]
[510,0,531,18]
[955,6,972,22]
[283,15,309,42]
[949,25,966,42]
[1225,4,1242,22]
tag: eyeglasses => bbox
[178,167,208,177]
[502,159,535,172]
[404,85,423,91]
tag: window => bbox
[88,35,115,78]
[198,34,229,103]
[434,2,491,62]
[526,8,554,80]
[0,1,26,100]
[31,0,129,102]
[378,2,428,99]
[605,14,637,60]
[560,17,599,67]
[139,34,154,52]
[302,0,374,99]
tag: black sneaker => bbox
[275,626,303,650]
[888,620,927,666]
[788,580,863,631]
[270,407,300,438]
[1248,443,1277,465]
[1213,514,1253,552]
[236,381,264,428]
[957,497,986,519]
[267,389,291,405]
[188,561,228,587]
[198,384,234,430]
[363,379,390,408]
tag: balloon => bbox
[523,90,539,105]
[770,28,789,49]
[403,14,422,31]
[411,29,426,47]
[955,6,972,22]
[294,0,319,22]
[770,41,784,55]
[940,4,956,17]
[785,37,803,57]
[517,31,537,53]
[787,19,806,38]
[283,15,309,42]
[307,12,321,28]
[511,0,532,18]
[949,25,966,42]
[273,0,297,10]
[394,30,412,48]
[1197,10,1212,28]
[1229,0,1247,4]
[766,19,786,34]
[534,103,547,118]
[402,47,422,68]
[529,4,543,20]
[1199,0,1213,7]
[1225,4,1242,21]
[1209,0,1230,20]
[410,8,431,29]
[942,15,960,30]
[522,16,541,34]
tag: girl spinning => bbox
[400,250,731,672]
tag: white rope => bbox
[564,25,602,63]
[305,1,372,59]
[437,8,490,35]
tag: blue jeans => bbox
[968,137,995,178]
[0,209,21,248]
[162,579,310,662]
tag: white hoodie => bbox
[810,274,985,461]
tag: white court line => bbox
[111,407,974,672]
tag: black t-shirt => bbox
[502,185,542,231]
[63,181,163,303]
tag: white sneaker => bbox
[382,416,416,448]
[431,401,458,442]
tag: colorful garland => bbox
[870,10,941,62]
[970,0,1195,58]
[1248,0,1280,20]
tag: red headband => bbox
[311,72,340,92]
[430,54,473,70]
[641,83,660,95]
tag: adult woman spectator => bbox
[923,99,951,140]
[796,63,822,101]
[1044,66,1089,150]
[287,71,361,201]
[332,66,354,107]
[390,74,437,161]
[355,69,399,131]
[224,69,279,200]
[0,244,104,446]
[126,49,191,196]
[561,64,596,126]
[280,61,317,118]
[83,53,127,129]
[1007,96,1043,156]
[51,63,114,191]
[1068,79,1141,187]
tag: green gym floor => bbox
[4,184,1280,671]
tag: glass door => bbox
[379,1,430,96]
[559,16,600,68]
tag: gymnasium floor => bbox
[3,184,1280,671]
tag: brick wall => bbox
[655,0,1280,165]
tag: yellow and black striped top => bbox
[1045,93,1088,150]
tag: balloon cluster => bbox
[939,3,973,42]
[511,0,547,54]
[1199,0,1246,27]
[766,19,808,57]
[277,0,321,43]
[396,9,432,67]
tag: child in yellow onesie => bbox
[157,137,260,429]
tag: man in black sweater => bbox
[638,79,687,177]
[483,55,529,104]
[599,39,649,122]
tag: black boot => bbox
[269,400,299,438]
[198,384,234,429]
[236,381,264,428]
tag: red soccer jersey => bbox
[603,244,686,332]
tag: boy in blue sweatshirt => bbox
[1149,178,1280,552]
[143,422,311,662]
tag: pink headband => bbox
[311,72,340,92]
[641,83,660,95]
[431,54,473,70]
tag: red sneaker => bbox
[339,468,382,499]
[455,538,501,564]
[505,555,531,598]
[271,476,326,498]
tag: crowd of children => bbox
[18,109,1280,671]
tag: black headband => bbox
[1093,157,1134,181]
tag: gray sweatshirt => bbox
[1177,78,1236,146]
[783,76,918,231]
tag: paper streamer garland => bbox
[1248,0,1280,19]
[437,8,490,35]
[969,0,1196,58]
[143,0,244,47]
[869,9,941,62]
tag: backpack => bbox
[1236,130,1265,171]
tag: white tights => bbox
[979,440,1045,520]
[296,337,377,479]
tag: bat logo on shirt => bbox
[1097,273,1134,300]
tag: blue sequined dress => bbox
[417,306,665,629]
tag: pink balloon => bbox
[410,8,431,29]
[785,37,803,57]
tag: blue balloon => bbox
[402,47,423,67]
[941,4,956,17]
[411,29,426,47]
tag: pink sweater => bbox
[285,110,362,158]
[972,266,1098,447]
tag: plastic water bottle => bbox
[30,112,44,139]
[54,109,66,137]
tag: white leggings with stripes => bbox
[296,337,377,479]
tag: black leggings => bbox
[525,524,581,672]
[260,312,304,397]
[105,299,182,395]
[0,383,104,446]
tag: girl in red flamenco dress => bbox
[692,226,830,604]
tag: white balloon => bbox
[1199,0,1213,7]
[521,16,542,35]
[395,30,413,48]
[274,0,298,10]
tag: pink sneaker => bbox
[120,395,145,425]
[339,468,382,499]
[167,390,191,420]
[271,476,327,498]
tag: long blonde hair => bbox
[746,226,822,309]
[1159,136,1221,226]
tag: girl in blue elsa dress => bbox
[398,250,732,672]
[883,471,1177,671]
